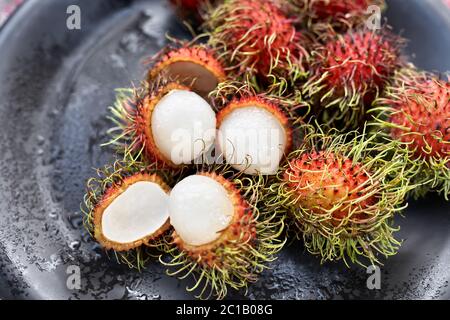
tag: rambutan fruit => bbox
[147,43,227,98]
[370,69,450,199]
[107,79,216,168]
[82,155,174,270]
[216,95,293,175]
[204,0,309,88]
[288,0,386,35]
[267,128,413,266]
[303,29,403,129]
[162,172,285,299]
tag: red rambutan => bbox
[371,69,450,198]
[204,0,309,86]
[289,0,386,34]
[267,129,412,265]
[303,29,403,129]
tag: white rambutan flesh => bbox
[168,175,234,246]
[102,181,169,244]
[217,106,287,175]
[151,89,216,165]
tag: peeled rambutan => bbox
[204,0,309,86]
[289,0,386,34]
[371,69,450,198]
[82,156,174,269]
[216,95,293,175]
[106,79,216,168]
[161,172,285,299]
[268,128,412,266]
[147,43,227,98]
[303,29,403,129]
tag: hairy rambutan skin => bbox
[204,0,309,90]
[106,79,192,169]
[288,0,386,35]
[82,155,175,270]
[267,128,413,266]
[370,69,450,199]
[303,29,404,129]
[284,151,374,224]
[147,43,227,97]
[161,170,286,299]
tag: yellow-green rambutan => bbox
[266,127,414,266]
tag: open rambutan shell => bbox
[162,171,285,299]
[169,172,255,268]
[148,45,226,98]
[108,80,217,168]
[216,96,293,175]
[92,172,171,252]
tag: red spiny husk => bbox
[317,30,401,102]
[216,96,294,154]
[171,172,256,268]
[147,44,227,97]
[93,173,171,251]
[206,0,308,80]
[388,73,450,161]
[284,151,374,225]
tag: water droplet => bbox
[69,241,81,251]
[49,210,58,219]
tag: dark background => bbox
[0,0,449,300]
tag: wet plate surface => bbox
[0,0,449,299]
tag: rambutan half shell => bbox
[93,173,171,251]
[216,96,293,175]
[107,80,216,168]
[161,171,285,299]
[82,156,175,269]
[148,44,227,97]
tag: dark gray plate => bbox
[0,0,449,300]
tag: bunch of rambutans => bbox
[80,0,450,299]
